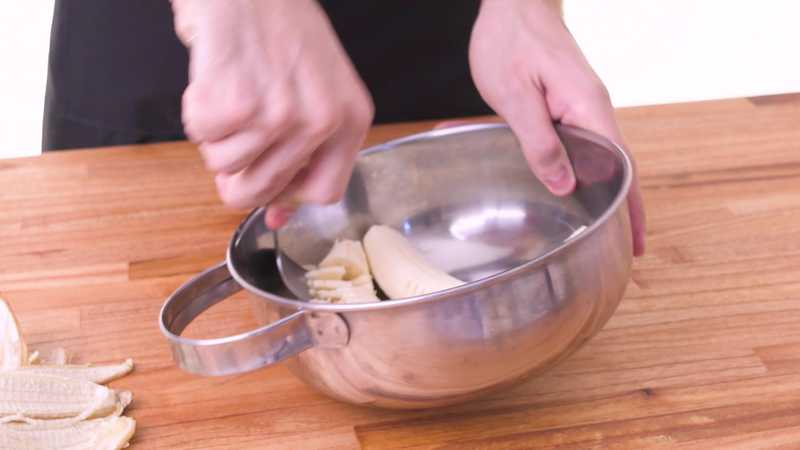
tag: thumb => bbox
[494,88,576,196]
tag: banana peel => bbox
[18,359,134,385]
[0,415,135,450]
[0,299,27,371]
[0,297,135,448]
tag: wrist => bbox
[481,0,563,16]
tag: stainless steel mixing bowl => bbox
[160,123,633,409]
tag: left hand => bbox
[469,0,646,256]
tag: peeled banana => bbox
[0,415,135,450]
[305,266,346,281]
[0,299,27,371]
[306,240,379,304]
[307,227,466,302]
[17,359,134,385]
[363,225,465,299]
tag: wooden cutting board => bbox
[1,94,799,449]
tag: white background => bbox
[0,2,54,158]
[1,1,799,159]
[564,1,800,107]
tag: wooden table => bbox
[1,94,800,449]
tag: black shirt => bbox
[43,0,492,151]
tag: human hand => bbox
[171,0,374,229]
[469,0,645,255]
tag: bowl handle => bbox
[159,261,348,376]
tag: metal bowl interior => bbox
[229,123,631,310]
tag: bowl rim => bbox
[227,122,633,312]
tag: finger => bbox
[494,87,576,195]
[198,126,275,174]
[559,87,622,147]
[214,133,319,210]
[181,12,260,143]
[628,177,646,256]
[263,165,308,229]
[558,90,647,256]
[182,75,261,143]
[265,204,297,230]
[200,92,297,173]
[270,120,366,209]
[263,142,348,229]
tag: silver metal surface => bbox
[158,262,318,376]
[159,259,350,376]
[160,123,633,409]
[275,238,313,299]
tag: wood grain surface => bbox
[1,95,799,449]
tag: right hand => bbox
[171,0,374,228]
[468,0,646,255]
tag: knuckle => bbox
[528,136,564,169]
[223,75,261,124]
[181,89,206,141]
[570,80,611,119]
[268,167,294,191]
[217,184,250,209]
[255,164,297,202]
[201,151,227,173]
[587,78,611,102]
[183,80,259,141]
[209,158,239,175]
[200,143,250,175]
[262,102,294,132]
[305,104,341,139]
[493,77,530,107]
[509,56,531,79]
[304,186,342,205]
[217,176,279,210]
[219,99,257,130]
[352,94,375,125]
[222,95,259,129]
[351,106,374,130]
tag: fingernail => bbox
[265,206,296,230]
[544,166,574,194]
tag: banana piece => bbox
[319,240,370,278]
[0,372,124,420]
[307,279,353,291]
[17,359,134,385]
[349,274,373,286]
[307,240,379,304]
[0,298,27,371]
[336,288,380,304]
[311,284,377,304]
[305,266,346,280]
[363,225,465,299]
[0,416,135,450]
